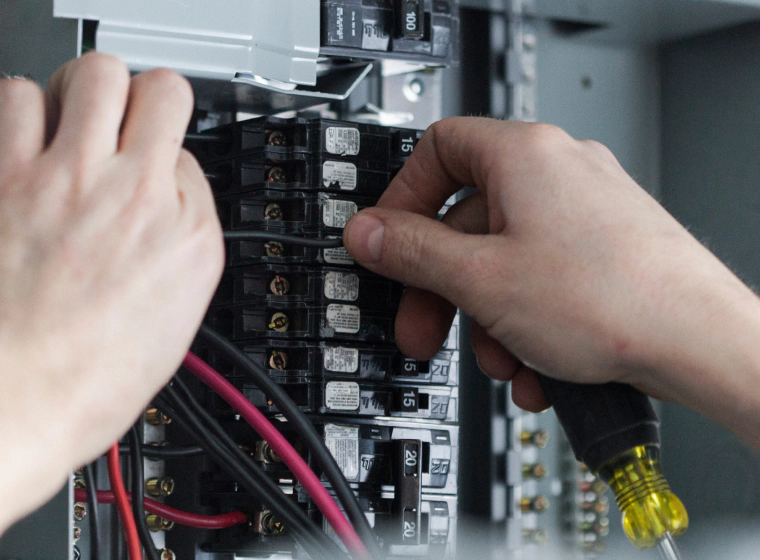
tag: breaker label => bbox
[324,271,359,301]
[323,161,358,190]
[325,382,361,411]
[324,424,359,479]
[323,236,354,265]
[323,199,358,228]
[326,127,360,156]
[323,346,360,373]
[326,304,360,334]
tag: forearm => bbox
[0,426,70,535]
[640,264,760,449]
[0,365,75,535]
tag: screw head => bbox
[269,275,290,295]
[266,130,287,146]
[267,166,286,183]
[73,502,87,522]
[269,350,288,370]
[268,312,289,332]
[264,241,285,257]
[264,203,283,221]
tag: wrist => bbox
[0,352,77,533]
[638,258,760,448]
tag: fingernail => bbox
[345,214,384,263]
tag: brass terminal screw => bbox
[264,241,285,257]
[73,502,87,521]
[269,275,290,296]
[267,166,286,183]
[160,549,176,560]
[269,350,288,370]
[579,478,607,495]
[268,312,289,332]
[520,430,549,448]
[266,130,287,146]
[73,525,82,543]
[146,515,175,532]
[580,518,610,537]
[264,203,283,221]
[256,441,282,464]
[522,462,548,479]
[520,496,549,513]
[522,528,549,545]
[146,477,175,498]
[581,496,610,515]
[73,478,86,490]
[261,511,284,535]
[145,407,171,426]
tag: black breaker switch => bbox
[395,439,423,545]
[397,0,424,39]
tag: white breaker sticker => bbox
[325,382,361,411]
[323,236,354,265]
[324,424,359,479]
[323,199,358,228]
[323,161,358,190]
[324,271,359,301]
[325,127,360,156]
[323,346,359,373]
[326,304,361,334]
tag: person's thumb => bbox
[343,208,490,311]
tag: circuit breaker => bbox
[161,116,459,559]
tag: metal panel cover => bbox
[53,0,321,85]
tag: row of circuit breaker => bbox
[161,117,459,559]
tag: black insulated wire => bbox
[165,377,345,559]
[83,463,101,560]
[184,132,227,143]
[222,231,345,248]
[155,384,348,560]
[155,391,342,560]
[128,426,162,560]
[196,324,383,560]
[118,444,205,459]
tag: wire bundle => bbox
[196,325,382,558]
[90,232,384,560]
[155,379,350,560]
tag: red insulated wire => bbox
[74,489,247,529]
[107,443,142,560]
[183,351,370,560]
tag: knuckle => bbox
[140,68,194,107]
[581,139,620,164]
[77,52,130,87]
[0,78,42,105]
[393,224,428,283]
[519,122,572,155]
[177,148,203,175]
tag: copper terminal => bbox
[146,515,175,532]
[269,275,290,296]
[264,241,285,257]
[269,350,288,370]
[145,407,171,426]
[266,130,287,146]
[267,166,286,183]
[268,312,289,332]
[520,496,549,513]
[264,203,283,221]
[146,477,175,498]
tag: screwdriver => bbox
[538,376,689,554]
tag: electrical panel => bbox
[138,116,460,560]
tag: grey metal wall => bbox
[659,17,760,544]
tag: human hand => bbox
[0,53,223,530]
[343,118,760,439]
